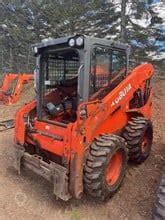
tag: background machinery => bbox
[0,72,33,105]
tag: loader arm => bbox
[0,73,18,91]
[0,73,33,105]
[0,73,18,101]
[9,73,34,104]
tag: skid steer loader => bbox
[0,72,33,105]
[14,35,154,201]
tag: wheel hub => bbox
[141,136,149,153]
[105,150,123,186]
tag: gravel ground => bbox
[0,78,164,220]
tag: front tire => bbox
[84,134,128,201]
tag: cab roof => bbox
[32,34,130,53]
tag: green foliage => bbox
[0,0,163,72]
[71,211,81,220]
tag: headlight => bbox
[76,36,84,46]
[34,47,38,53]
[68,38,75,47]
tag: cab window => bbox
[90,46,126,100]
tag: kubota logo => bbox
[111,83,132,107]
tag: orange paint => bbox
[105,151,123,186]
[0,73,33,105]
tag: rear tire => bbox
[122,116,153,164]
[84,134,128,201]
[153,173,165,220]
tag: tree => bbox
[120,0,127,43]
[0,0,163,73]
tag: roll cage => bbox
[32,35,130,119]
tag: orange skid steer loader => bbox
[0,72,33,105]
[14,35,154,201]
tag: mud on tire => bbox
[122,116,153,164]
[84,134,128,201]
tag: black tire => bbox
[153,173,165,220]
[84,134,128,201]
[122,116,153,164]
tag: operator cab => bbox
[32,35,130,123]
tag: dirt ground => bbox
[0,78,164,220]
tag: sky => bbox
[152,0,161,3]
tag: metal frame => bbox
[34,35,130,116]
[14,144,71,201]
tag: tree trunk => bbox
[1,50,4,72]
[120,0,127,43]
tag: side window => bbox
[112,50,126,74]
[110,50,127,89]
[90,46,127,100]
[91,46,110,91]
[90,46,111,99]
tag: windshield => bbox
[41,49,79,89]
[37,48,80,121]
